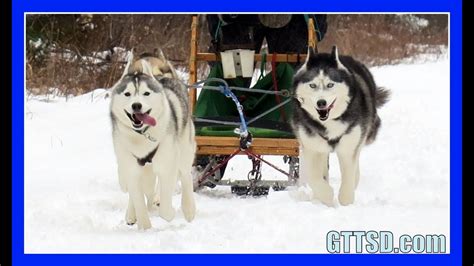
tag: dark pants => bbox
[207,14,326,54]
[206,15,323,87]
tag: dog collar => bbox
[133,126,157,142]
[133,125,150,135]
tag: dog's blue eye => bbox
[309,83,317,89]
[144,92,150,96]
[327,83,334,88]
[124,92,131,97]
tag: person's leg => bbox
[206,15,263,88]
[265,15,308,55]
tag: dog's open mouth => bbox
[316,99,336,121]
[125,109,156,128]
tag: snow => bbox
[24,55,450,253]
[398,14,430,31]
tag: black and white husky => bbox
[291,46,389,206]
[110,50,196,229]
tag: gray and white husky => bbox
[110,50,196,229]
[291,46,389,206]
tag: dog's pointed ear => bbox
[159,49,180,79]
[121,48,135,78]
[157,48,166,61]
[330,45,338,61]
[331,46,347,71]
[304,46,316,65]
[295,46,315,75]
[110,48,134,92]
[140,60,155,78]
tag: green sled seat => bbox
[194,62,296,139]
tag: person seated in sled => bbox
[193,14,328,188]
[194,14,328,131]
[207,14,327,68]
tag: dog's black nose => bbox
[317,99,327,109]
[132,102,142,112]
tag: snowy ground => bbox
[24,56,450,253]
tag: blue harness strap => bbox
[219,85,249,138]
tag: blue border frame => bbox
[13,1,462,265]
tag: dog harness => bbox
[135,145,159,166]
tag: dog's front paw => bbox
[182,198,196,222]
[159,206,176,222]
[311,181,334,206]
[338,188,355,206]
[125,207,137,225]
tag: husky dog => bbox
[110,50,196,229]
[131,49,179,79]
[291,46,389,206]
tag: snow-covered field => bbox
[24,56,450,253]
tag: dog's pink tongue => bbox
[134,113,156,126]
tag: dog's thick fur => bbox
[291,46,389,206]
[110,50,196,229]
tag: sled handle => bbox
[189,15,199,113]
[308,17,318,51]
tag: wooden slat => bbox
[196,136,298,148]
[188,15,198,113]
[196,136,299,156]
[196,53,308,63]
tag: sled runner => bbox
[188,15,320,195]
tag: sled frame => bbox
[188,15,317,192]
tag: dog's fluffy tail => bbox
[375,87,390,108]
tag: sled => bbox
[188,15,318,195]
